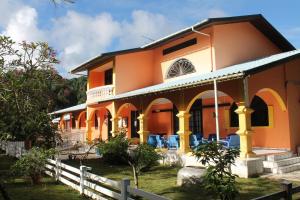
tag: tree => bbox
[193,142,240,200]
[0,37,59,147]
[97,134,161,188]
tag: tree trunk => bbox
[132,166,138,188]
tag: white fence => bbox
[0,140,25,158]
[45,158,169,200]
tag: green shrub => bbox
[97,133,129,165]
[11,147,56,184]
[193,142,240,200]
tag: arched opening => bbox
[117,103,139,139]
[187,90,235,141]
[250,88,290,149]
[145,98,179,137]
[88,108,112,141]
[77,111,86,129]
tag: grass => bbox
[0,154,88,200]
[64,158,300,200]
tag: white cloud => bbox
[2,6,45,42]
[207,8,228,18]
[51,11,121,74]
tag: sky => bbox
[0,0,299,77]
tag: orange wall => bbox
[147,103,173,135]
[213,22,281,69]
[152,28,213,84]
[89,71,104,89]
[115,50,154,94]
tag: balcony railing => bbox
[86,85,114,104]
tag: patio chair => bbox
[147,135,157,147]
[190,134,201,149]
[167,135,179,149]
[194,132,203,141]
[202,133,217,143]
[219,134,240,148]
[155,135,165,148]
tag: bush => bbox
[11,147,56,184]
[193,142,240,200]
[97,133,129,165]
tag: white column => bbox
[213,79,220,141]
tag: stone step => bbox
[266,152,293,161]
[273,163,300,174]
[263,157,300,168]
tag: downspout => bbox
[192,26,220,141]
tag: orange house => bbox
[53,14,300,160]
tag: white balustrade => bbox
[86,85,114,104]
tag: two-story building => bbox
[52,14,300,162]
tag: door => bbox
[131,111,140,138]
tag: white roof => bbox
[50,103,86,115]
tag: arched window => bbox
[166,58,196,79]
[229,102,239,127]
[250,95,269,126]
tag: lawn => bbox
[64,158,299,200]
[0,154,88,200]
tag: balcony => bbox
[86,85,114,104]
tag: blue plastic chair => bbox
[167,135,179,149]
[202,133,217,143]
[219,134,240,148]
[194,133,203,141]
[147,135,157,147]
[190,134,200,148]
[155,135,164,148]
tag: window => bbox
[229,96,269,127]
[163,38,197,55]
[166,58,196,79]
[189,99,203,134]
[105,69,113,85]
[250,95,269,126]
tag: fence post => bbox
[282,180,292,200]
[80,165,87,195]
[121,178,130,200]
[55,158,60,181]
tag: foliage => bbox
[193,142,240,200]
[97,133,161,188]
[97,133,129,165]
[11,147,56,184]
[0,35,86,146]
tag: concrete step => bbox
[263,157,300,169]
[273,163,300,174]
[266,152,293,161]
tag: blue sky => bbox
[0,0,299,77]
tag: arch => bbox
[77,111,86,129]
[166,58,196,79]
[144,98,175,116]
[250,95,269,127]
[254,88,287,111]
[116,103,138,116]
[186,90,234,112]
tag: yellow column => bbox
[177,111,191,153]
[111,117,119,137]
[235,102,256,159]
[137,114,149,144]
[85,120,92,141]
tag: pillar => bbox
[177,111,191,153]
[85,120,92,141]
[235,102,256,159]
[137,114,149,144]
[111,117,119,137]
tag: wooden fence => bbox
[252,181,298,200]
[45,158,169,200]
